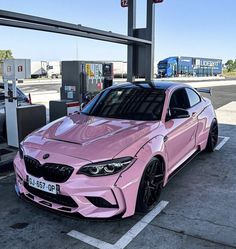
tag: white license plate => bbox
[27,175,58,195]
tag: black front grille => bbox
[24,156,41,177]
[24,156,74,183]
[24,182,78,208]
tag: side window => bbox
[186,88,201,107]
[169,88,190,110]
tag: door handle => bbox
[192,112,197,117]
[164,135,168,142]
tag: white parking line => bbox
[67,200,169,249]
[0,172,15,181]
[215,136,230,151]
[115,200,169,249]
[68,230,118,249]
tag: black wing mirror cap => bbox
[168,108,190,120]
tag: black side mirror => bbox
[166,107,190,121]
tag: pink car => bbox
[14,82,218,218]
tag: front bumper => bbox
[14,152,140,218]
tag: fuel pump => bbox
[103,63,113,89]
[3,60,46,148]
[50,61,114,121]
[3,61,19,147]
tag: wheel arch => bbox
[134,135,169,186]
[152,153,169,186]
[196,104,217,151]
[154,154,166,177]
[116,136,169,218]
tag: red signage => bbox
[18,65,23,72]
[121,0,128,7]
[121,0,163,7]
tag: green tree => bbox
[234,60,236,70]
[0,50,14,60]
[225,59,236,72]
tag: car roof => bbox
[112,81,185,90]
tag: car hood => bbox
[25,113,160,162]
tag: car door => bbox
[164,87,200,173]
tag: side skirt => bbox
[167,149,200,182]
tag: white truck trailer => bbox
[31,61,61,78]
[47,61,61,78]
[31,61,48,78]
[112,61,127,78]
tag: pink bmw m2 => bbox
[14,82,218,218]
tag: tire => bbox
[136,157,164,213]
[205,119,218,152]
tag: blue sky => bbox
[0,0,235,62]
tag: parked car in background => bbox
[14,81,218,219]
[0,83,30,141]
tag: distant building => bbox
[2,59,31,80]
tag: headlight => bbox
[77,157,133,177]
[19,144,24,159]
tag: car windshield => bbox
[82,87,165,121]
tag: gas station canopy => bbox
[0,10,151,45]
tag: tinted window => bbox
[169,88,190,110]
[186,88,201,107]
[82,87,165,121]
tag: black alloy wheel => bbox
[136,157,164,213]
[205,119,218,152]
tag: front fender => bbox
[115,135,168,218]
[135,135,168,185]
